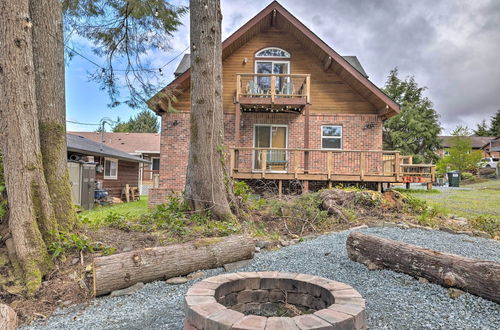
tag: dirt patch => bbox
[85,227,163,253]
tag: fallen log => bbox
[93,235,255,296]
[0,304,17,330]
[346,232,500,303]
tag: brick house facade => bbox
[146,2,423,206]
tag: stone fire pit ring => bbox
[184,272,366,329]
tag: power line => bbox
[67,120,100,126]
[45,28,189,73]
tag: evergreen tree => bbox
[490,110,500,136]
[473,119,492,136]
[112,110,159,133]
[382,68,442,163]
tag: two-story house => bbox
[147,1,434,206]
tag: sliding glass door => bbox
[254,125,288,171]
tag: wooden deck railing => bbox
[142,169,159,181]
[236,73,310,104]
[229,147,435,183]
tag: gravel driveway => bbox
[23,228,500,330]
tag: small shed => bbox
[67,134,150,208]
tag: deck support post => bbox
[405,182,410,190]
[278,180,283,198]
[426,182,433,191]
[302,180,309,193]
[328,181,332,189]
[377,182,382,192]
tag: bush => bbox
[470,215,499,236]
[233,181,252,204]
[461,172,475,181]
[48,231,115,258]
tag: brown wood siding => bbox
[172,26,378,115]
[95,156,139,198]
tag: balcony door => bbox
[254,125,288,172]
[255,61,290,95]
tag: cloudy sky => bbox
[66,0,500,134]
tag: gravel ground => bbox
[23,228,500,330]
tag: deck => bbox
[229,147,435,190]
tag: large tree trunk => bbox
[346,232,500,303]
[0,0,56,294]
[93,236,255,296]
[185,0,235,220]
[30,0,77,230]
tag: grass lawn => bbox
[79,196,149,223]
[409,180,500,219]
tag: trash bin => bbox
[447,171,460,187]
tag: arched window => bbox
[255,47,290,58]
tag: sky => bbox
[66,0,500,134]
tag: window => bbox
[104,158,118,179]
[151,158,160,171]
[321,126,342,149]
[255,47,290,58]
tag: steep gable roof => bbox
[148,1,399,118]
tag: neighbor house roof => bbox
[481,135,500,152]
[67,134,150,163]
[68,132,160,155]
[148,0,399,118]
[439,136,493,149]
[173,53,369,78]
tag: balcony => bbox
[236,73,310,112]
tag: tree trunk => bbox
[30,0,77,230]
[346,232,500,303]
[0,304,17,330]
[93,236,255,296]
[185,0,235,220]
[0,0,55,294]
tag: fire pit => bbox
[184,272,366,329]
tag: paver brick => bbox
[314,309,355,330]
[293,314,334,330]
[232,315,267,330]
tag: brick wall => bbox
[149,110,382,206]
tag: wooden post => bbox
[360,152,365,181]
[229,148,235,175]
[395,152,401,182]
[278,180,283,198]
[125,184,130,203]
[405,182,410,190]
[261,150,267,178]
[431,166,436,182]
[271,75,276,103]
[305,75,311,103]
[234,103,241,147]
[426,182,433,191]
[377,182,382,192]
[303,180,309,193]
[328,181,332,189]
[236,74,241,102]
[294,150,300,179]
[327,152,332,180]
[304,104,310,173]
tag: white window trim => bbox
[104,157,118,180]
[150,157,160,171]
[321,125,343,150]
[255,47,291,58]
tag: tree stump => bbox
[346,232,500,303]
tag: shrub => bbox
[461,172,475,181]
[470,215,499,236]
[48,231,115,258]
[233,181,252,204]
